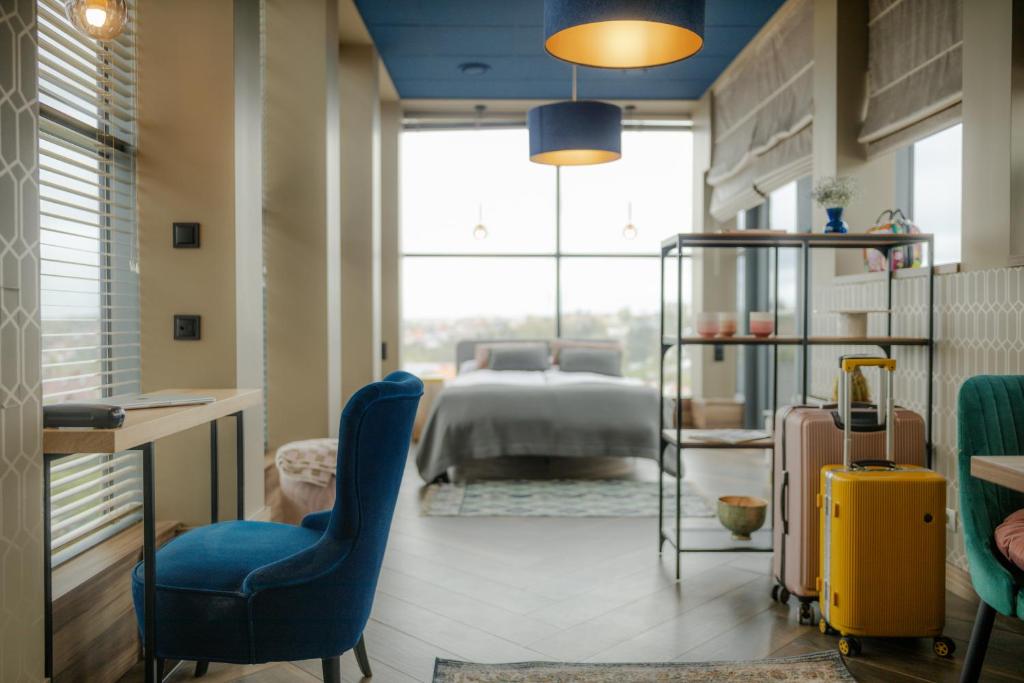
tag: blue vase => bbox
[824,206,848,234]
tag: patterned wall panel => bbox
[810,267,1024,570]
[0,0,44,680]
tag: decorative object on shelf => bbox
[543,0,705,68]
[472,204,487,241]
[528,66,622,166]
[717,312,737,337]
[65,0,128,40]
[864,209,923,272]
[812,176,857,234]
[696,312,718,338]
[717,495,768,541]
[831,367,872,403]
[749,311,774,338]
[692,398,744,429]
[622,201,638,240]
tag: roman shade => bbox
[707,0,813,222]
[859,0,962,157]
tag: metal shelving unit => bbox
[658,231,936,579]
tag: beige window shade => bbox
[707,0,814,222]
[859,0,962,157]
[37,0,142,567]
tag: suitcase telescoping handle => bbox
[839,356,896,468]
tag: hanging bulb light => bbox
[544,0,705,69]
[622,202,638,240]
[528,66,622,166]
[65,0,129,41]
[472,204,488,240]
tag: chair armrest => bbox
[301,510,332,533]
[242,535,353,595]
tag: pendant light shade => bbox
[528,100,622,166]
[544,0,705,69]
[65,0,129,41]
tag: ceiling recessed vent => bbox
[458,62,492,76]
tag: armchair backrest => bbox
[957,376,1024,611]
[327,370,423,569]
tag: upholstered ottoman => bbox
[275,438,338,525]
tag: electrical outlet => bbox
[173,314,201,340]
[945,507,958,532]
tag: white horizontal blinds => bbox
[707,0,813,222]
[37,0,142,566]
[859,0,962,157]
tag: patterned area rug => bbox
[432,652,855,682]
[420,479,714,518]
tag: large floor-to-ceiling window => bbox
[400,126,693,382]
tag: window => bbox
[38,0,141,565]
[911,124,962,266]
[400,127,693,382]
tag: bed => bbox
[415,339,661,482]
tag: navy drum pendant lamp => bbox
[528,100,622,166]
[544,0,705,69]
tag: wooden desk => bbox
[42,388,261,683]
[971,456,1024,493]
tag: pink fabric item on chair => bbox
[275,438,338,525]
[994,508,1024,571]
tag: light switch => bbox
[173,314,201,340]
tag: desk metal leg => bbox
[210,420,219,523]
[141,441,158,683]
[234,411,245,520]
[43,453,56,679]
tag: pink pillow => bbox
[994,508,1024,571]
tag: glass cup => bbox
[749,312,774,338]
[696,312,719,338]
[718,312,737,337]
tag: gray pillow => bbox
[488,343,550,371]
[559,347,622,376]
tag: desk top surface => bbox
[971,456,1024,494]
[43,388,261,455]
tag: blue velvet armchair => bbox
[957,376,1024,683]
[131,372,423,682]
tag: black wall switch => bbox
[173,314,201,340]
[713,343,725,362]
[172,222,200,248]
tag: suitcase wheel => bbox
[838,637,861,657]
[774,586,790,605]
[933,636,955,659]
[771,585,779,602]
[819,619,837,636]
[798,602,814,625]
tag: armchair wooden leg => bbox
[960,600,996,683]
[194,661,209,677]
[322,656,341,683]
[354,635,373,678]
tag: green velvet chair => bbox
[957,376,1024,682]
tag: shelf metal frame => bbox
[658,231,936,579]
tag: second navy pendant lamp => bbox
[544,0,706,69]
[528,99,622,166]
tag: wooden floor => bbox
[125,452,1024,683]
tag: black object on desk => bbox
[43,403,125,429]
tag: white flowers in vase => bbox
[811,176,857,209]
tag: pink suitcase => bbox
[771,402,925,624]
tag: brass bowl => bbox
[717,495,768,541]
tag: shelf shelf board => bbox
[662,232,934,251]
[662,335,929,347]
[662,428,774,449]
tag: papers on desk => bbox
[103,393,216,410]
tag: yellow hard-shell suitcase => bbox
[816,357,953,659]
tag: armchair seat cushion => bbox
[132,521,321,594]
[995,509,1024,572]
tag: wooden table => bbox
[42,388,261,683]
[971,456,1024,493]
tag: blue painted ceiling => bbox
[353,0,787,100]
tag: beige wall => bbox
[381,100,402,375]
[264,0,341,446]
[138,0,264,525]
[339,45,383,400]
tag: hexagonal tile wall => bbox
[810,267,1024,571]
[0,0,43,680]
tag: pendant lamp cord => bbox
[572,65,578,101]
